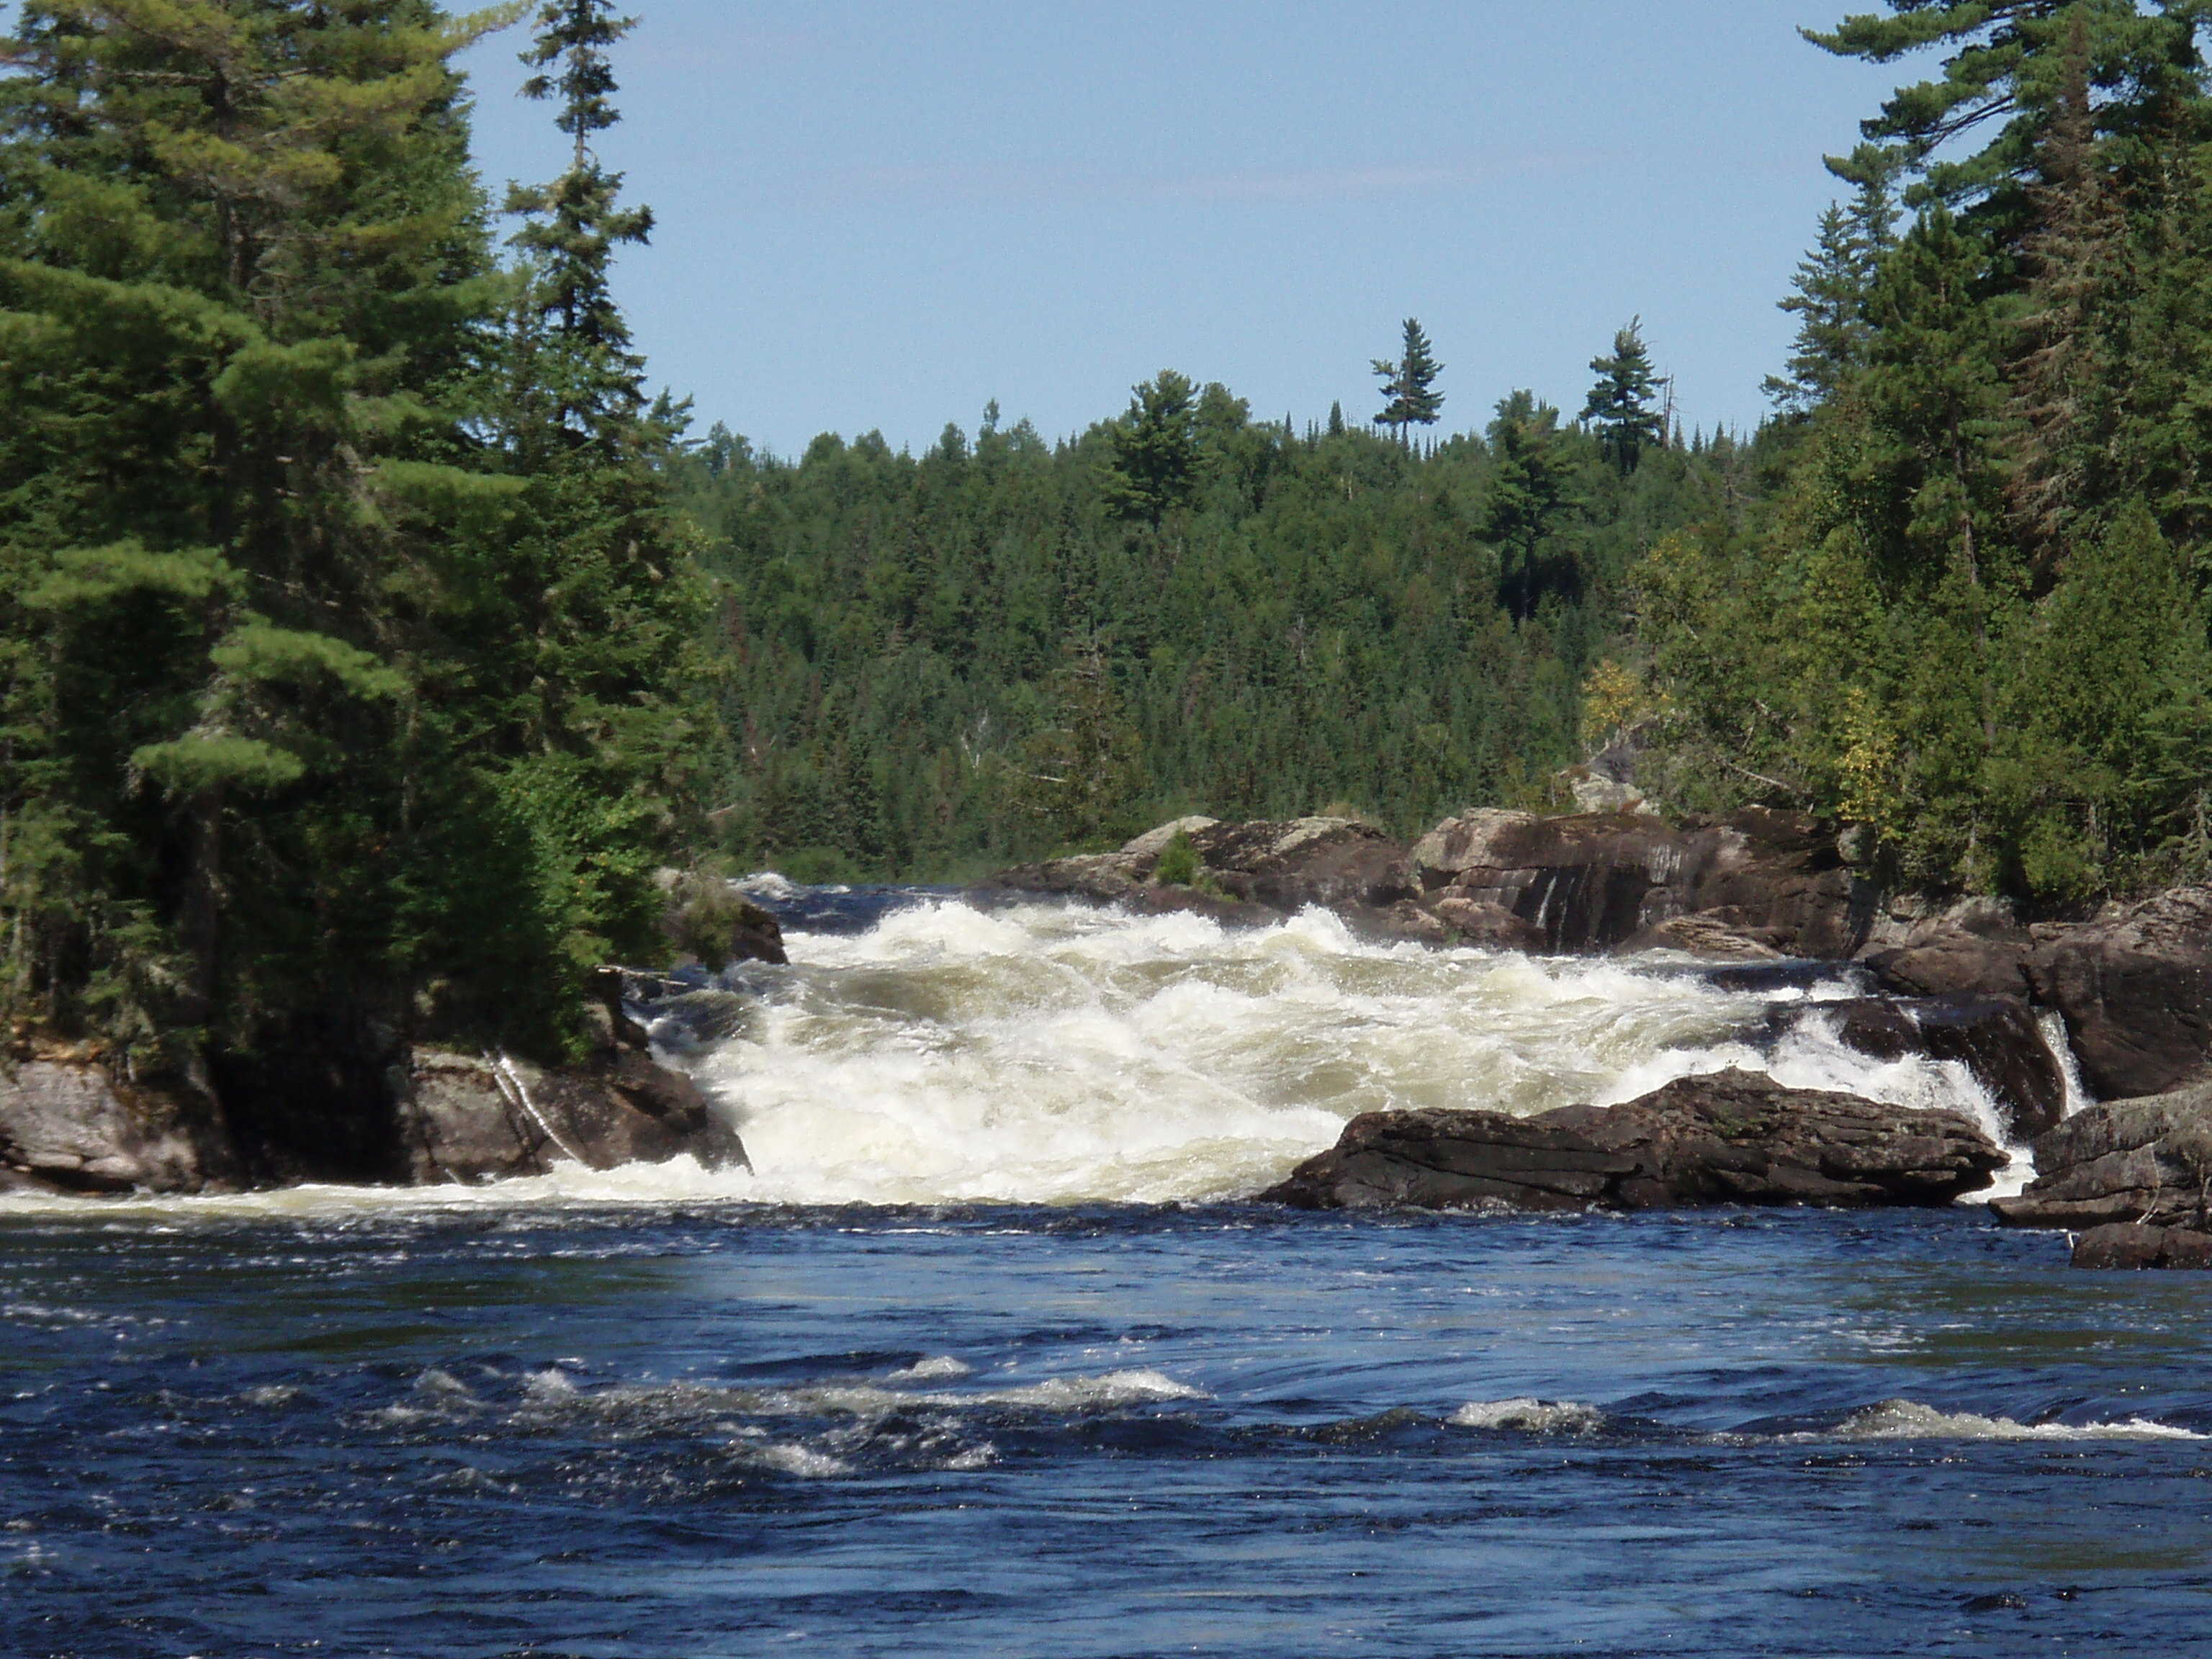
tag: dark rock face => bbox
[1802,994,2065,1142]
[399,1043,746,1184]
[1259,1069,2005,1212]
[0,1051,240,1195]
[1408,806,1869,956]
[2026,886,2212,1100]
[2069,1223,2212,1269]
[1991,1082,2212,1231]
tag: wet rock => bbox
[399,1045,746,1184]
[1798,994,2065,1142]
[657,869,788,970]
[1429,895,1543,949]
[1858,898,2033,1001]
[984,816,1413,917]
[2026,886,2212,1100]
[1407,806,1869,956]
[0,1048,240,1195]
[1619,911,1788,961]
[1259,1069,2005,1212]
[1991,1080,2212,1231]
[2069,1222,2212,1269]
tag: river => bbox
[3,891,2206,1657]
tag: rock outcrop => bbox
[657,869,788,969]
[2067,1222,2212,1269]
[2026,886,2212,1101]
[1991,1080,2212,1232]
[0,1046,240,1195]
[1406,806,1869,956]
[981,816,1414,921]
[398,1044,746,1184]
[1258,1069,2005,1213]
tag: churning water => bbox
[2,890,2205,1658]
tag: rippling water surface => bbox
[3,893,2205,1657]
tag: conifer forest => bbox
[6,0,2212,1086]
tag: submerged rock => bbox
[1258,1069,2005,1213]
[1991,1079,2212,1233]
[0,1048,240,1195]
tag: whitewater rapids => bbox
[667,894,2046,1207]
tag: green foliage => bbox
[1101,370,1202,526]
[1152,830,1200,888]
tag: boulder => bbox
[399,1045,747,1184]
[0,1048,240,1195]
[1795,994,2065,1142]
[984,816,1413,917]
[1258,1069,2005,1212]
[2069,1223,2212,1269]
[1406,806,1869,956]
[1619,911,1788,961]
[2026,886,2212,1100]
[1991,1080,2212,1231]
[1429,895,1544,950]
[657,870,788,970]
[1858,898,2034,1000]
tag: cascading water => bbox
[658,890,2039,1207]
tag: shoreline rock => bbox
[1992,1080,2212,1233]
[1257,1069,2006,1213]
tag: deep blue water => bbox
[3,1202,2209,1658]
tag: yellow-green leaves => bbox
[27,543,234,610]
[209,624,403,701]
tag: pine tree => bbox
[505,0,654,441]
[1371,318,1444,446]
[1101,370,1201,525]
[1807,1,2212,218]
[1581,320,1665,473]
[1765,172,1897,413]
[2008,12,2131,559]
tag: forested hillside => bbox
[675,347,1760,881]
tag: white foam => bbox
[1450,1397,1606,1434]
[0,896,2028,1214]
[1830,1398,2206,1442]
[886,1355,973,1382]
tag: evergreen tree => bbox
[0,1,516,1079]
[1581,319,1665,473]
[1764,171,1897,412]
[1101,369,1201,525]
[505,0,654,438]
[1371,318,1444,446]
[1807,1,2212,217]
[1482,392,1578,616]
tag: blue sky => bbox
[464,2,1907,457]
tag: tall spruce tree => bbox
[1371,318,1444,446]
[1581,320,1665,473]
[1764,173,1897,413]
[1101,369,1201,525]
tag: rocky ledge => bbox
[1992,1079,2212,1244]
[1,971,748,1200]
[1257,1069,2007,1213]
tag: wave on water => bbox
[1450,1397,1609,1434]
[1826,1398,2209,1443]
